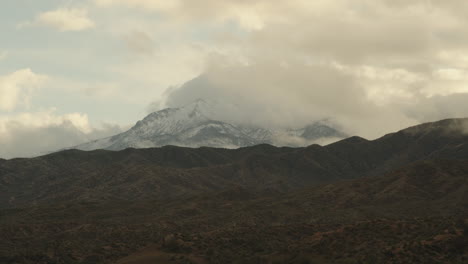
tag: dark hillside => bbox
[0,118,467,263]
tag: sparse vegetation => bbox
[1,119,467,263]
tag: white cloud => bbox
[420,68,468,97]
[0,109,91,135]
[0,69,48,112]
[0,109,123,159]
[21,8,95,32]
[435,68,465,81]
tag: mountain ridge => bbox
[74,99,347,151]
[2,118,468,208]
[1,118,467,263]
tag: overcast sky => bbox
[1,0,468,158]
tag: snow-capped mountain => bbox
[75,99,347,151]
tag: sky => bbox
[1,0,468,158]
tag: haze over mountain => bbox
[74,99,347,151]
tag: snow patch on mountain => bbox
[75,99,348,151]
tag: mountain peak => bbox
[74,99,348,151]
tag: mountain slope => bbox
[2,118,468,209]
[1,160,467,264]
[75,99,346,151]
[1,118,468,263]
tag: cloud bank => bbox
[0,110,122,159]
[141,0,468,138]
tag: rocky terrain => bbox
[0,118,467,263]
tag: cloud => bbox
[0,110,123,159]
[134,0,468,139]
[164,61,364,125]
[20,8,95,32]
[94,0,468,66]
[160,58,420,138]
[123,30,156,55]
[403,93,468,122]
[102,42,205,102]
[93,0,271,30]
[0,69,48,112]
